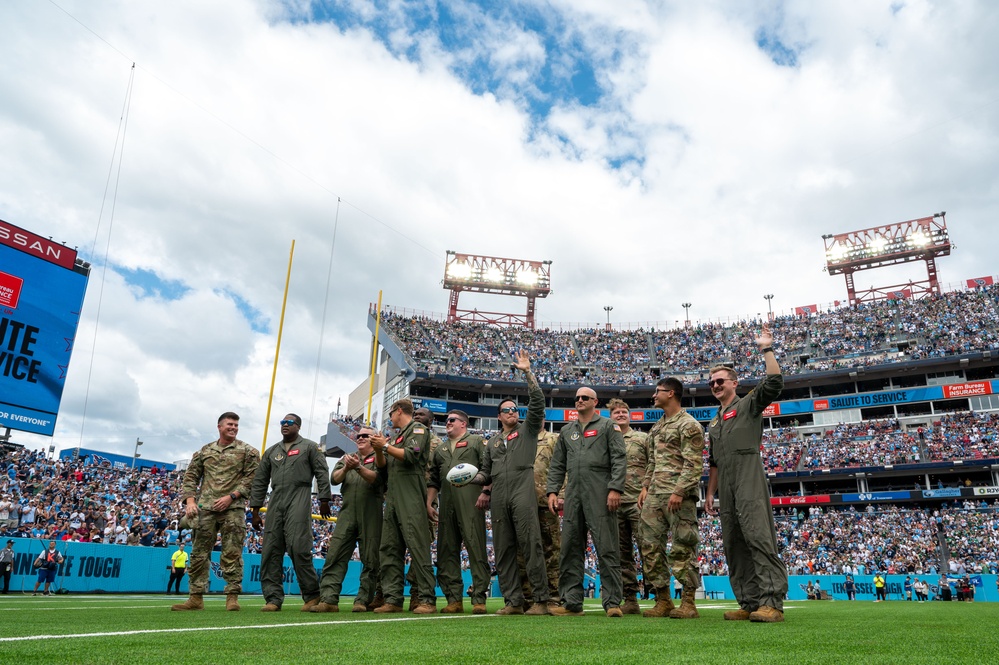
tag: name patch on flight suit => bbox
[584,429,598,438]
[455,441,468,448]
[723,409,737,421]
[396,436,404,444]
[507,432,519,441]
[287,449,300,456]
[364,456,375,464]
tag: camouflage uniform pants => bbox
[518,507,561,601]
[617,502,646,598]
[639,494,699,593]
[188,508,245,594]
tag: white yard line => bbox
[0,614,491,642]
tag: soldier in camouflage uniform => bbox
[250,414,332,612]
[607,398,650,615]
[172,412,260,612]
[517,419,562,609]
[371,399,437,614]
[705,326,787,623]
[311,426,384,613]
[406,407,441,610]
[639,377,705,619]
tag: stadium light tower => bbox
[682,302,692,328]
[132,437,143,469]
[603,305,613,331]
[443,251,552,329]
[764,294,774,321]
[823,212,951,306]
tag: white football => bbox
[446,463,477,487]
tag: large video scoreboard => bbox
[0,219,89,436]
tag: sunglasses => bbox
[708,379,729,388]
[356,433,371,440]
[575,395,594,402]
[279,419,298,427]
[446,417,466,424]
[499,407,519,414]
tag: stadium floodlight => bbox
[822,212,951,306]
[443,251,552,329]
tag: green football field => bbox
[0,594,993,664]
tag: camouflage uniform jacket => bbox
[533,431,564,507]
[643,411,704,498]
[424,434,443,484]
[182,438,260,510]
[621,428,650,505]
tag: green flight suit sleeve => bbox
[428,446,443,491]
[746,372,784,416]
[545,429,568,496]
[524,370,544,437]
[248,449,272,508]
[607,423,626,493]
[311,442,332,500]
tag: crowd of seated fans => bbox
[376,284,999,385]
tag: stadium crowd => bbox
[4,441,998,582]
[377,283,999,384]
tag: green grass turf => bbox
[0,595,993,664]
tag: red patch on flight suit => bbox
[507,432,519,441]
[723,409,737,421]
[395,436,404,444]
[584,429,598,438]
[287,449,300,456]
[456,441,468,448]
[364,456,375,464]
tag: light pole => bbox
[764,294,774,321]
[603,305,613,331]
[132,437,143,469]
[682,302,692,328]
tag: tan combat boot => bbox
[495,604,526,615]
[440,601,464,614]
[408,594,420,612]
[351,601,367,612]
[723,608,753,621]
[641,591,675,617]
[366,592,385,611]
[749,606,784,623]
[225,594,240,611]
[472,603,488,615]
[372,604,403,613]
[669,589,699,619]
[412,603,437,614]
[171,593,204,611]
[621,596,641,614]
[310,602,339,613]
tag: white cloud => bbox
[2,0,997,462]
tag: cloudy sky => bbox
[2,0,997,463]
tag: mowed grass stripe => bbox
[0,598,994,664]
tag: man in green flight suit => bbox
[250,413,332,612]
[406,407,442,611]
[427,409,489,614]
[471,350,551,615]
[638,376,705,619]
[311,425,384,613]
[546,387,627,617]
[371,399,437,614]
[705,325,787,623]
[173,411,259,612]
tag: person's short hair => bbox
[606,398,630,412]
[218,411,239,424]
[285,413,302,426]
[497,398,518,414]
[447,409,469,423]
[708,365,738,381]
[657,376,684,397]
[390,399,414,416]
